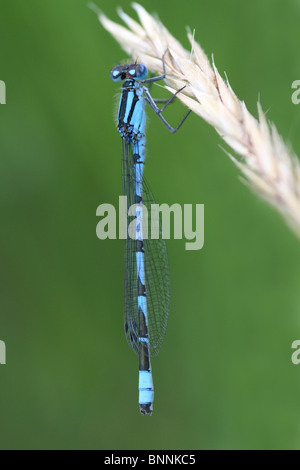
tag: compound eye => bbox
[135,64,148,80]
[110,67,123,82]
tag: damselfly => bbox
[110,52,190,415]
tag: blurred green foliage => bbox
[1,0,300,450]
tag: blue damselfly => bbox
[110,52,190,415]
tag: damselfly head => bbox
[110,63,148,82]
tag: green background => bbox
[1,0,300,450]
